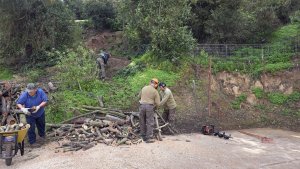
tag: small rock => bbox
[186,139,191,142]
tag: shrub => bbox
[287,92,300,102]
[231,94,247,109]
[252,88,264,99]
[268,92,288,105]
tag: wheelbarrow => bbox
[0,124,30,166]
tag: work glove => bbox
[32,106,40,113]
[21,108,30,115]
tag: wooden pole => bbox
[208,56,212,117]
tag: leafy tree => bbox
[84,0,117,31]
[119,0,195,60]
[205,0,252,43]
[189,0,219,43]
[64,0,86,19]
[0,0,79,66]
[189,0,300,43]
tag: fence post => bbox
[192,80,200,117]
[208,56,212,117]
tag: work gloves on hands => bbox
[33,106,40,113]
[21,108,30,115]
[20,105,41,115]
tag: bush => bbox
[231,94,247,109]
[268,92,288,105]
[55,46,97,90]
[287,92,300,102]
[252,88,264,99]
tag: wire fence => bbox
[194,36,300,58]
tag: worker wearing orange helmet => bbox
[138,78,160,143]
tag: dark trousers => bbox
[162,108,176,133]
[139,104,154,139]
[26,113,45,144]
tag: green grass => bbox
[46,49,180,123]
[267,91,300,105]
[231,94,247,109]
[252,88,264,99]
[270,23,299,42]
[268,92,288,105]
[194,23,300,77]
[0,67,13,80]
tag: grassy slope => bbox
[46,23,300,131]
[0,67,13,80]
[198,23,300,77]
[46,49,180,123]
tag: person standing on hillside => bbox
[96,49,111,80]
[16,83,48,148]
[159,82,177,134]
[138,78,160,143]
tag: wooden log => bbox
[100,127,109,133]
[155,111,177,134]
[103,139,114,145]
[82,105,126,118]
[154,113,162,141]
[88,120,104,127]
[60,110,101,124]
[105,115,126,125]
[117,138,128,146]
[63,147,82,152]
[108,126,121,134]
[46,123,78,128]
[82,143,95,151]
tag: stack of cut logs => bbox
[0,81,22,125]
[47,106,142,152]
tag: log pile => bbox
[0,81,22,125]
[47,106,143,152]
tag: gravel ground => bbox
[1,128,300,169]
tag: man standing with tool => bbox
[96,49,110,80]
[159,82,177,134]
[139,78,160,143]
[16,83,48,148]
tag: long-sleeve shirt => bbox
[16,88,48,117]
[139,85,160,107]
[159,88,176,110]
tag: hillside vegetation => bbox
[0,0,300,131]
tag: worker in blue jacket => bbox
[17,83,48,148]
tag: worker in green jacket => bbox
[159,82,177,133]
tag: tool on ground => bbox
[213,131,232,139]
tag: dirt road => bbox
[1,128,299,169]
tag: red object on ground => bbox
[238,130,274,143]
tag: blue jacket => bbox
[17,88,48,117]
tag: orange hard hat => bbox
[151,78,159,84]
